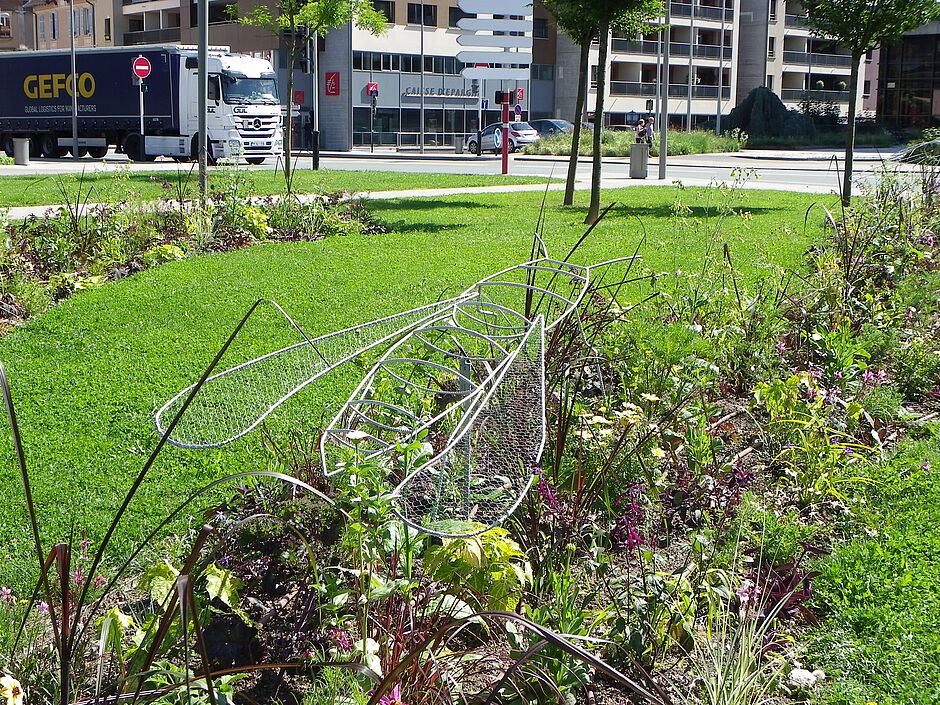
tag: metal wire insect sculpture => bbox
[156,238,638,537]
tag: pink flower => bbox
[328,628,353,652]
[36,601,49,613]
[93,575,107,589]
[378,685,409,705]
[0,587,14,604]
[70,566,86,588]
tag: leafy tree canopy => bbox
[802,0,939,56]
[542,0,663,44]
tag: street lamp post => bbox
[69,0,78,159]
[419,3,425,153]
[658,3,670,179]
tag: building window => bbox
[767,36,774,58]
[533,17,547,38]
[103,16,110,39]
[766,74,773,90]
[531,64,554,81]
[863,79,870,96]
[83,7,92,35]
[407,3,436,26]
[768,0,776,21]
[865,49,873,62]
[449,7,474,27]
[50,11,58,39]
[38,13,45,39]
[372,1,394,23]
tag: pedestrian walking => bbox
[644,117,655,145]
[635,118,647,143]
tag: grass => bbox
[810,436,940,705]
[0,185,833,590]
[0,168,547,208]
[523,130,744,157]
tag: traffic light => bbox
[495,91,512,104]
[646,99,654,111]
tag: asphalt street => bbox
[0,145,910,197]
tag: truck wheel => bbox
[1,136,13,158]
[40,134,66,158]
[28,137,42,158]
[190,136,216,165]
[123,134,154,162]
[246,157,265,165]
[87,146,108,159]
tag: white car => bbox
[466,122,540,154]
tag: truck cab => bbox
[174,47,283,164]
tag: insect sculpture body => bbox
[157,247,636,537]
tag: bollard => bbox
[629,142,649,179]
[12,138,30,166]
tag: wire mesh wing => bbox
[155,297,472,449]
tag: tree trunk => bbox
[564,37,591,207]
[841,53,861,208]
[585,11,610,225]
[283,34,300,193]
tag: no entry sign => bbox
[132,56,152,79]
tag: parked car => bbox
[528,118,575,137]
[466,122,540,154]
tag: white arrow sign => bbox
[461,67,531,80]
[457,50,533,64]
[457,18,532,32]
[458,0,532,14]
[457,34,532,48]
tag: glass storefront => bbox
[879,35,940,128]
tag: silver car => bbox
[466,122,540,154]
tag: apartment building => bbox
[737,0,861,117]
[877,21,940,128]
[0,0,34,50]
[22,0,118,50]
[557,0,738,129]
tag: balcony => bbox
[784,13,808,28]
[781,88,850,102]
[610,82,731,98]
[669,2,734,21]
[123,27,180,43]
[782,51,853,67]
[611,38,732,59]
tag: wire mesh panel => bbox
[392,316,545,536]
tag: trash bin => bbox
[454,136,464,154]
[13,138,30,166]
[630,142,648,179]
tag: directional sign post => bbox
[458,0,533,172]
[133,55,151,137]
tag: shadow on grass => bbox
[367,199,493,210]
[561,202,787,220]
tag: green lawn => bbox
[0,185,831,589]
[811,437,940,705]
[0,168,547,208]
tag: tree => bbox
[802,0,937,206]
[585,0,662,224]
[237,0,387,190]
[542,0,597,207]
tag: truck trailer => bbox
[0,44,283,164]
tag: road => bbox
[0,146,908,196]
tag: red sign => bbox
[325,72,340,96]
[293,90,305,105]
[132,56,152,79]
[516,87,525,101]
[366,82,379,96]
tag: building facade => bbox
[877,21,940,128]
[0,0,894,147]
[737,0,861,118]
[0,0,34,50]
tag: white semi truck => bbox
[0,44,283,164]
